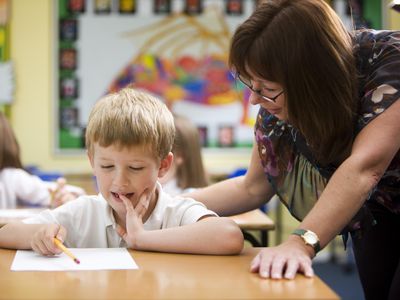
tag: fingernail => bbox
[260,271,268,278]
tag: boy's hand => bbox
[116,189,151,248]
[31,224,67,256]
[49,177,81,208]
[134,188,152,218]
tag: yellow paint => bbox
[0,27,4,45]
[388,9,400,29]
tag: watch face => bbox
[304,232,318,244]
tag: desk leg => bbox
[261,231,268,247]
[242,231,269,247]
[242,231,262,247]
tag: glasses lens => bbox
[238,74,252,88]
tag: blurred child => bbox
[159,114,209,196]
[0,111,84,209]
[0,88,243,255]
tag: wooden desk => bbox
[230,209,274,247]
[0,247,339,300]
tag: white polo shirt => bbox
[0,168,84,209]
[23,182,217,248]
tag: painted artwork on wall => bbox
[56,0,259,150]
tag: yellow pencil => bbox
[53,238,80,264]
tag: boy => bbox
[0,88,244,255]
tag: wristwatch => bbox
[292,229,321,254]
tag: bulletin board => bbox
[56,0,260,152]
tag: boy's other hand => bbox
[31,224,67,256]
[135,188,151,219]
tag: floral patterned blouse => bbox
[254,30,400,230]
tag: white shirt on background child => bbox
[0,168,83,209]
[22,182,217,248]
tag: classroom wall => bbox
[388,5,400,29]
[11,0,90,173]
[9,0,400,175]
[10,0,252,175]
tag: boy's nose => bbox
[113,171,129,188]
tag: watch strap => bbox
[292,229,321,254]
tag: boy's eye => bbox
[129,167,144,171]
[101,165,114,169]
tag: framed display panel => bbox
[55,0,261,153]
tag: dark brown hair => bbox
[0,111,23,170]
[229,0,358,165]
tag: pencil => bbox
[53,238,80,264]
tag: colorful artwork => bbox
[107,11,252,126]
[57,1,256,149]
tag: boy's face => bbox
[88,143,172,222]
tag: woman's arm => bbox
[252,99,400,279]
[301,99,400,249]
[185,144,275,216]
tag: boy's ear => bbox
[158,152,173,178]
[87,150,95,170]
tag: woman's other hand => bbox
[250,236,314,279]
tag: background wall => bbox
[9,0,399,175]
[10,0,252,175]
[11,0,91,173]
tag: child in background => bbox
[0,111,84,209]
[159,114,209,196]
[0,88,243,255]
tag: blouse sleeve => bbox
[357,30,400,130]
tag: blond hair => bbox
[86,88,175,159]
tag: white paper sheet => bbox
[10,248,138,271]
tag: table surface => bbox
[0,247,339,300]
[230,209,275,230]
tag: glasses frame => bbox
[236,73,284,103]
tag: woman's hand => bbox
[250,236,315,279]
[30,224,67,256]
[116,189,152,248]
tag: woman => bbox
[185,1,400,299]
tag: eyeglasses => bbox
[236,73,284,103]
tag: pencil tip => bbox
[74,259,80,264]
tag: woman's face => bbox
[246,70,288,121]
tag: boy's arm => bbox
[141,217,244,255]
[0,222,66,256]
[122,216,244,255]
[0,222,46,249]
[117,194,244,255]
[118,198,244,255]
